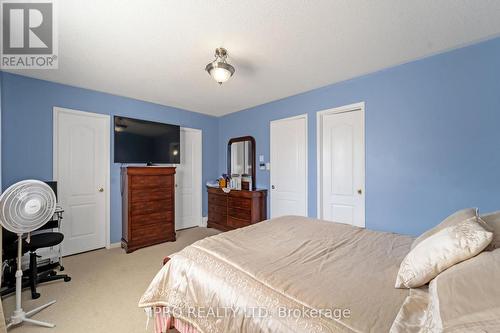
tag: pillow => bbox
[424,248,500,331]
[395,216,492,288]
[411,208,478,249]
[481,211,500,249]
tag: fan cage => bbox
[0,180,57,234]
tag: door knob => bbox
[357,189,362,195]
[98,187,104,192]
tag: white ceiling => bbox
[6,0,500,116]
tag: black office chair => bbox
[1,229,71,299]
[26,232,71,299]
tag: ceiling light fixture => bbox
[205,47,235,85]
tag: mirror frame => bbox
[227,136,256,190]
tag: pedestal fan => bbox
[0,180,58,329]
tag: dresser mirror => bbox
[227,136,256,190]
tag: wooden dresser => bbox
[121,167,176,253]
[207,187,267,231]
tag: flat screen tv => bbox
[114,116,180,164]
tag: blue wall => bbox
[1,73,219,243]
[218,37,500,236]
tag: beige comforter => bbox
[139,216,413,332]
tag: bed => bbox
[139,216,414,332]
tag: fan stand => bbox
[6,234,56,330]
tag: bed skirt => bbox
[152,307,200,333]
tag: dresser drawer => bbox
[208,204,227,223]
[208,210,227,224]
[228,197,251,210]
[131,222,174,243]
[130,175,173,189]
[228,207,251,221]
[208,194,227,207]
[131,188,171,202]
[209,205,227,215]
[131,199,173,216]
[130,211,173,228]
[227,216,251,229]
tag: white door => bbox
[270,114,308,218]
[318,103,365,227]
[175,128,202,230]
[54,107,109,256]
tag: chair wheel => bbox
[59,266,64,271]
[32,292,40,299]
[64,276,71,282]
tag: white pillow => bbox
[411,208,478,249]
[395,217,492,288]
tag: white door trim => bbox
[179,127,203,228]
[53,107,111,249]
[269,113,308,217]
[316,102,365,225]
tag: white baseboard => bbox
[107,242,122,249]
[200,216,208,227]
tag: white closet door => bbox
[175,128,202,230]
[319,106,365,227]
[54,107,109,255]
[270,114,308,218]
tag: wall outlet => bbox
[259,155,264,162]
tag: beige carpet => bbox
[2,227,219,332]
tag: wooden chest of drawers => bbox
[121,167,176,253]
[207,187,267,231]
